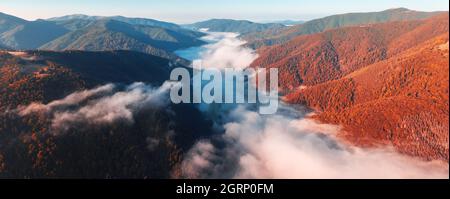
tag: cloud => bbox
[182,105,449,179]
[18,82,177,131]
[146,137,162,151]
[182,140,218,179]
[18,84,115,116]
[195,32,258,69]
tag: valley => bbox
[0,7,448,179]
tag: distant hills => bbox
[0,13,69,49]
[39,19,204,60]
[48,14,182,31]
[268,20,305,26]
[184,19,285,34]
[252,13,449,161]
[0,12,27,33]
[0,12,206,60]
[258,20,305,26]
[245,8,446,48]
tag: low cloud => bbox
[19,82,176,131]
[182,141,218,178]
[196,32,258,69]
[19,84,115,115]
[182,105,449,179]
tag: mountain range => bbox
[184,19,286,34]
[244,8,446,48]
[48,14,182,30]
[253,13,449,161]
[0,12,68,49]
[39,19,204,60]
[0,12,206,60]
[263,20,305,26]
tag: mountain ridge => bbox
[252,13,449,161]
[48,14,182,31]
[0,12,206,61]
[285,33,449,160]
[184,19,286,34]
[38,19,204,60]
[0,49,187,109]
[244,8,446,48]
[251,13,449,90]
[0,13,69,49]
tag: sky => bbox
[0,0,448,23]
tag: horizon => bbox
[0,0,448,24]
[1,7,448,25]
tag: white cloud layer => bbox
[19,84,115,116]
[18,82,176,131]
[195,32,259,69]
[182,105,449,179]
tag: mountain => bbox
[245,8,446,48]
[0,50,214,178]
[1,13,212,179]
[50,15,205,45]
[0,12,206,59]
[109,16,182,30]
[48,14,181,31]
[1,12,27,33]
[47,14,102,21]
[262,20,305,26]
[51,18,97,31]
[39,19,205,59]
[253,13,449,161]
[185,19,285,34]
[0,13,69,49]
[0,43,8,50]
[252,13,449,90]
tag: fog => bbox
[176,31,258,69]
[182,105,449,179]
[18,82,176,132]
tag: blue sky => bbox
[0,0,448,23]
